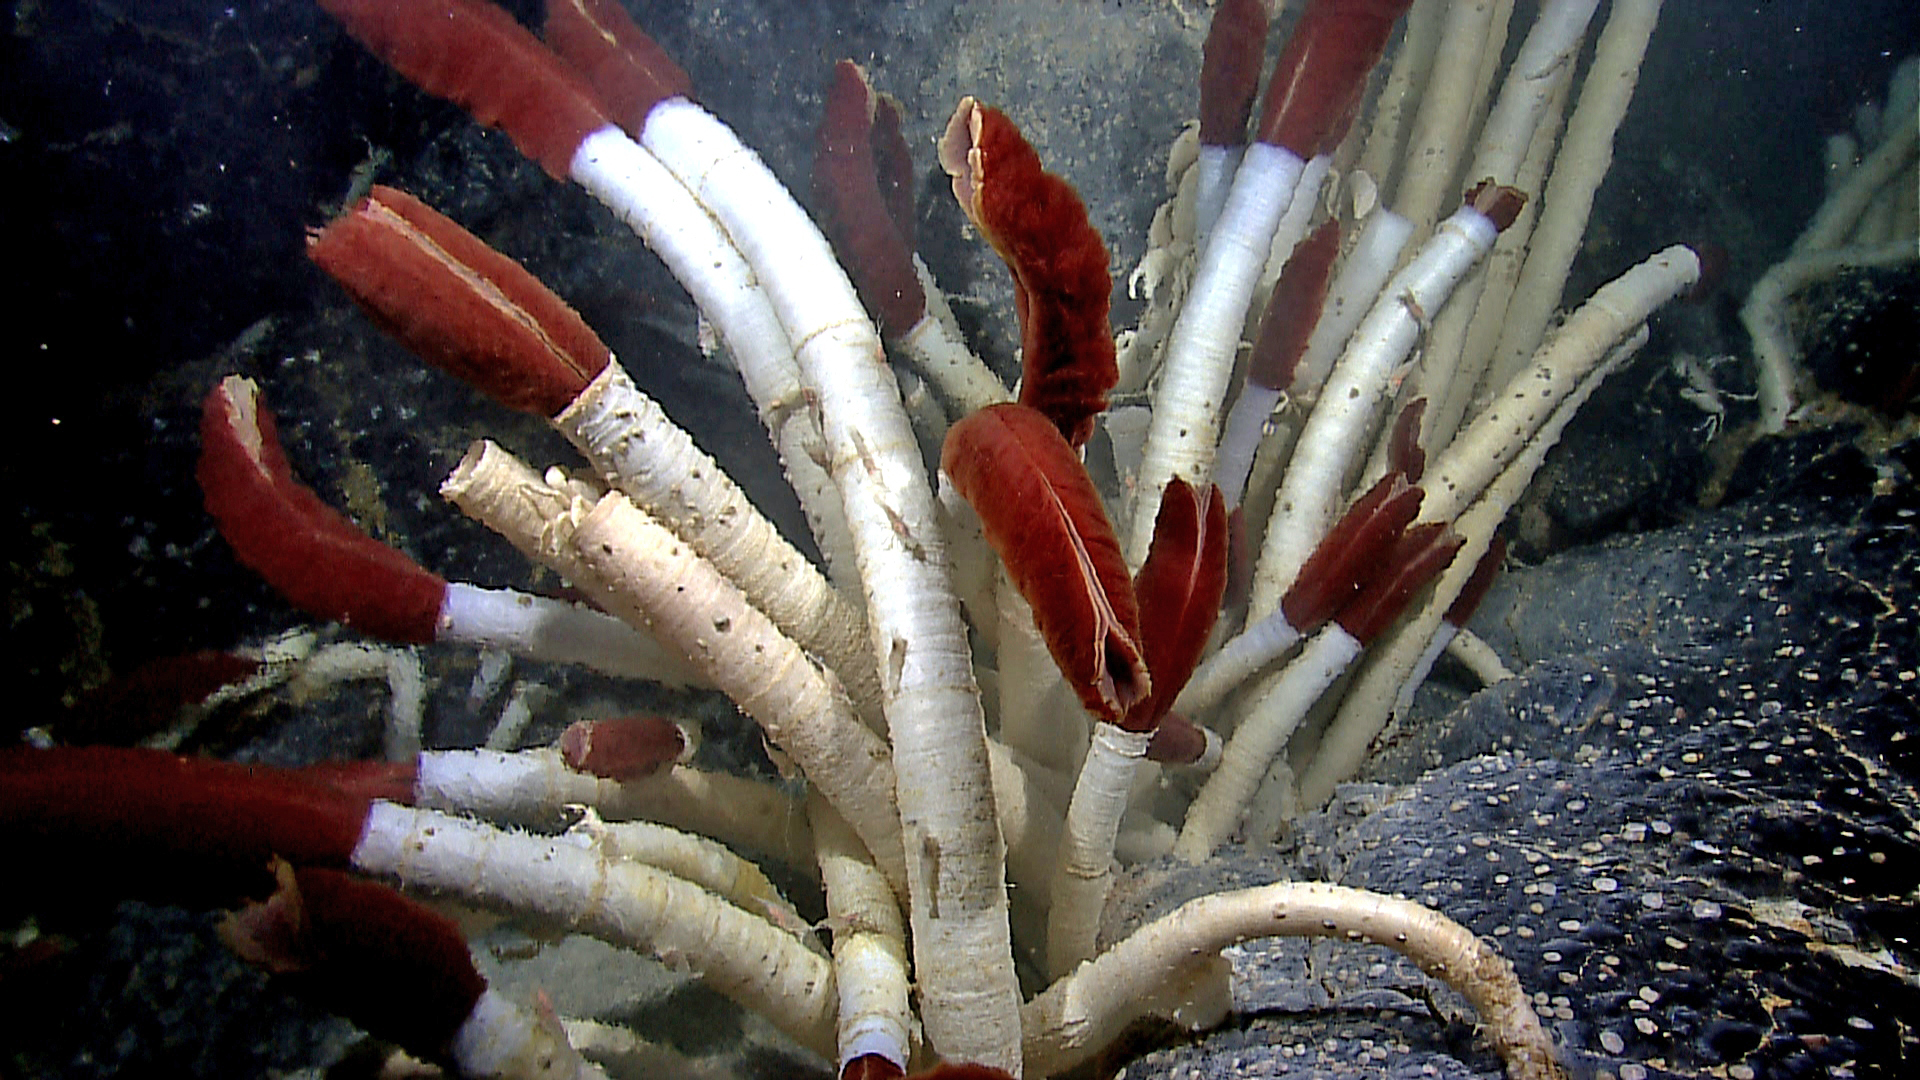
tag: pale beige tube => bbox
[986,739,1069,917]
[443,447,874,880]
[812,795,913,1073]
[994,579,1085,776]
[1174,626,1363,861]
[1405,0,1597,455]
[1791,116,1919,257]
[557,364,884,727]
[1355,0,1447,200]
[571,491,908,898]
[1116,127,1202,396]
[1464,0,1600,190]
[414,748,815,878]
[1391,0,1508,240]
[590,817,804,937]
[1022,881,1564,1080]
[1746,116,1920,431]
[565,126,857,587]
[1046,723,1152,975]
[642,97,1021,1067]
[1411,64,1568,460]
[1463,0,1521,152]
[1743,239,1920,432]
[1445,626,1515,686]
[1481,0,1667,404]
[900,256,1012,417]
[1423,245,1698,525]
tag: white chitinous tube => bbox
[1251,199,1505,619]
[1466,0,1604,193]
[284,643,426,764]
[1192,143,1245,244]
[986,738,1069,917]
[1401,0,1599,445]
[993,580,1087,777]
[636,96,1021,1070]
[568,490,909,898]
[449,989,606,1080]
[567,128,855,578]
[414,748,814,875]
[1256,155,1333,292]
[1021,882,1565,1080]
[437,582,706,688]
[1128,142,1312,565]
[580,817,805,939]
[556,363,884,727]
[438,441,705,690]
[1743,104,1918,432]
[1289,208,1415,409]
[1046,723,1153,976]
[1484,0,1668,406]
[1173,608,1302,718]
[812,795,913,1075]
[1443,627,1516,689]
[443,444,870,867]
[1789,108,1919,259]
[900,255,1013,417]
[1115,129,1202,398]
[1423,245,1699,525]
[1388,0,1510,242]
[1173,625,1364,862]
[351,802,837,1061]
[1213,379,1281,508]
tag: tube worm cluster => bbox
[1742,55,1919,432]
[10,0,1722,1077]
